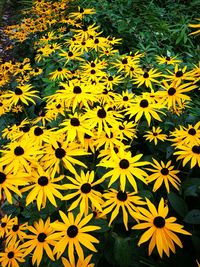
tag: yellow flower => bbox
[174,144,200,168]
[146,159,180,193]
[21,218,56,266]
[144,126,167,145]
[102,188,145,230]
[62,254,94,267]
[132,198,191,257]
[133,68,162,90]
[51,211,100,264]
[0,241,25,267]
[98,147,149,192]
[3,84,40,106]
[63,170,104,216]
[156,55,182,65]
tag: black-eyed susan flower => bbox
[21,165,64,210]
[132,198,191,257]
[125,94,164,126]
[0,241,25,267]
[146,159,180,193]
[170,122,200,147]
[157,80,197,112]
[63,170,104,216]
[0,215,15,238]
[164,64,195,86]
[0,164,29,204]
[62,254,94,267]
[41,137,89,177]
[21,218,56,266]
[0,140,42,174]
[94,128,123,150]
[3,84,40,106]
[69,7,95,20]
[144,126,167,145]
[133,68,162,90]
[49,66,70,81]
[98,147,149,192]
[6,217,28,245]
[156,55,182,65]
[84,105,122,137]
[51,211,100,264]
[58,112,93,145]
[101,188,145,230]
[174,144,200,168]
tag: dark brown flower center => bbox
[175,70,183,77]
[122,58,128,64]
[20,125,30,133]
[153,216,165,228]
[140,99,149,108]
[37,232,47,242]
[67,225,78,238]
[38,176,48,186]
[166,56,171,61]
[188,128,196,136]
[55,148,66,158]
[0,172,6,184]
[1,222,6,228]
[108,76,113,81]
[119,159,129,169]
[168,87,176,96]
[97,108,106,118]
[143,72,149,78]
[70,118,80,126]
[84,133,91,139]
[91,69,96,74]
[73,86,82,94]
[123,96,128,101]
[15,88,23,95]
[12,224,19,232]
[161,168,169,175]
[192,145,200,154]
[7,251,14,259]
[153,133,158,136]
[34,127,43,136]
[117,190,127,201]
[14,146,24,156]
[57,67,62,72]
[81,183,92,194]
[91,62,95,68]
[68,51,73,57]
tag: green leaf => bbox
[184,209,200,224]
[168,192,188,217]
[113,233,132,267]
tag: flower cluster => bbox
[0,0,200,266]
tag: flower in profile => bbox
[0,215,15,238]
[98,147,149,192]
[174,144,200,168]
[156,55,182,65]
[6,216,28,245]
[188,18,200,35]
[102,188,145,230]
[144,126,167,145]
[3,84,40,106]
[62,254,94,267]
[170,122,200,147]
[132,198,191,257]
[21,218,55,266]
[0,241,25,267]
[62,170,104,216]
[164,64,195,86]
[51,211,100,264]
[0,164,29,203]
[146,159,180,193]
[69,6,95,20]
